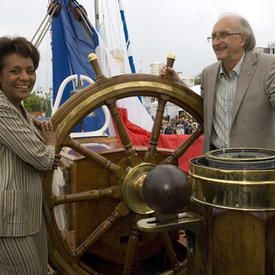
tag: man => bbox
[161,13,275,153]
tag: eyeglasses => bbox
[207,32,242,42]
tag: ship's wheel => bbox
[44,55,203,274]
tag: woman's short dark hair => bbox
[0,36,40,72]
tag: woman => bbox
[0,36,59,274]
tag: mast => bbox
[94,0,100,30]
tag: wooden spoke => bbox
[160,232,187,275]
[64,137,126,180]
[162,127,203,165]
[159,267,187,275]
[122,228,141,275]
[159,270,174,275]
[144,95,169,163]
[106,98,142,167]
[79,261,101,275]
[160,232,180,267]
[73,201,130,257]
[50,186,121,207]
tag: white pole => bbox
[94,0,100,29]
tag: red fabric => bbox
[115,108,203,174]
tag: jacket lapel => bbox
[0,90,44,142]
[26,111,44,141]
[207,63,220,134]
[231,52,257,123]
[18,105,44,142]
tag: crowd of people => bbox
[160,112,199,135]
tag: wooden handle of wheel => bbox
[166,53,176,80]
[88,53,105,80]
[166,52,175,68]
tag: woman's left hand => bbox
[41,120,58,147]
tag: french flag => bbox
[51,0,154,136]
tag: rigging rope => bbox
[31,1,62,48]
[104,0,124,52]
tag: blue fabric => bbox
[51,0,107,132]
[119,8,136,73]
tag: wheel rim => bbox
[44,73,203,274]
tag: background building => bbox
[177,71,195,87]
[254,42,275,55]
[150,62,195,87]
[150,61,165,75]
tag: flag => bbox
[51,0,120,135]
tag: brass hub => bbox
[122,163,156,214]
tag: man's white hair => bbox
[216,12,256,50]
